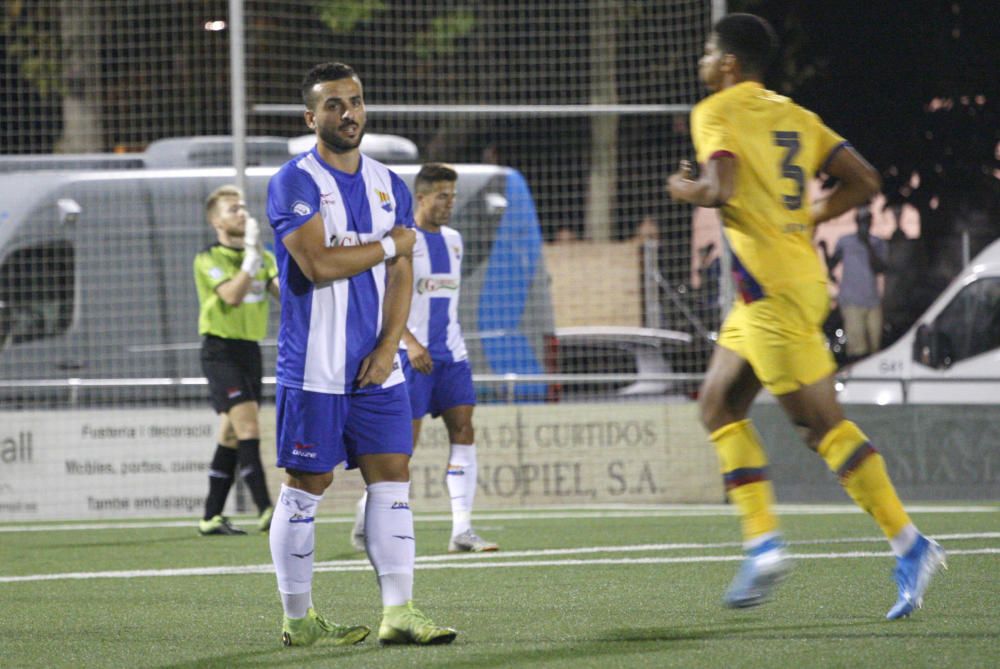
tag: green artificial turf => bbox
[1,505,997,668]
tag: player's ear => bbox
[721,52,737,74]
[304,109,316,130]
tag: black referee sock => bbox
[204,445,238,520]
[237,439,272,513]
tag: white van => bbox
[0,142,555,406]
[837,237,1000,404]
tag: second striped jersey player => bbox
[351,163,498,554]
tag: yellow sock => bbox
[710,420,779,544]
[817,420,911,539]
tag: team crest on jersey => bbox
[416,277,459,294]
[452,245,462,260]
[375,189,393,213]
[292,200,312,216]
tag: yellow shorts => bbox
[717,281,835,395]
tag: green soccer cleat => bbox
[258,506,274,533]
[378,601,457,646]
[281,608,370,647]
[198,515,247,536]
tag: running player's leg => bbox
[775,377,945,619]
[700,344,788,607]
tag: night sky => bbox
[737,1,999,170]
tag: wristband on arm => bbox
[379,236,397,260]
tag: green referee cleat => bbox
[258,506,274,533]
[198,515,246,536]
[281,608,370,647]
[378,601,457,646]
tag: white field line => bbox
[0,503,996,533]
[1,539,998,584]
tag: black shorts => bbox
[200,335,263,414]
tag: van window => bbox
[928,277,1000,366]
[0,241,75,347]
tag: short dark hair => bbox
[713,13,778,77]
[414,163,458,194]
[301,62,359,109]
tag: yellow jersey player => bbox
[667,13,945,619]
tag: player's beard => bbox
[319,122,365,154]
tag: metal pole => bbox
[709,1,729,324]
[642,240,662,328]
[229,0,247,194]
[711,0,727,24]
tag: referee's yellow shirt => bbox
[193,243,277,341]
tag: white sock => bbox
[269,484,321,618]
[889,523,919,557]
[446,443,477,537]
[352,491,367,535]
[365,481,415,607]
[280,592,312,620]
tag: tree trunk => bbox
[55,0,103,153]
[586,0,618,241]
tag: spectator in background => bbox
[553,225,579,242]
[881,203,927,347]
[193,185,279,536]
[631,215,660,245]
[821,205,888,360]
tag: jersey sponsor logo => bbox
[391,500,410,510]
[375,189,393,213]
[320,192,336,205]
[292,200,312,217]
[446,464,466,476]
[329,232,360,247]
[226,387,242,399]
[415,277,459,294]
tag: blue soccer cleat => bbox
[886,534,947,620]
[723,536,792,609]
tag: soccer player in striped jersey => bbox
[266,62,456,647]
[667,14,944,619]
[193,185,278,537]
[350,163,498,554]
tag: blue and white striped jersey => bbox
[266,147,414,394]
[403,226,468,363]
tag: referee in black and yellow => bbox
[193,185,279,535]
